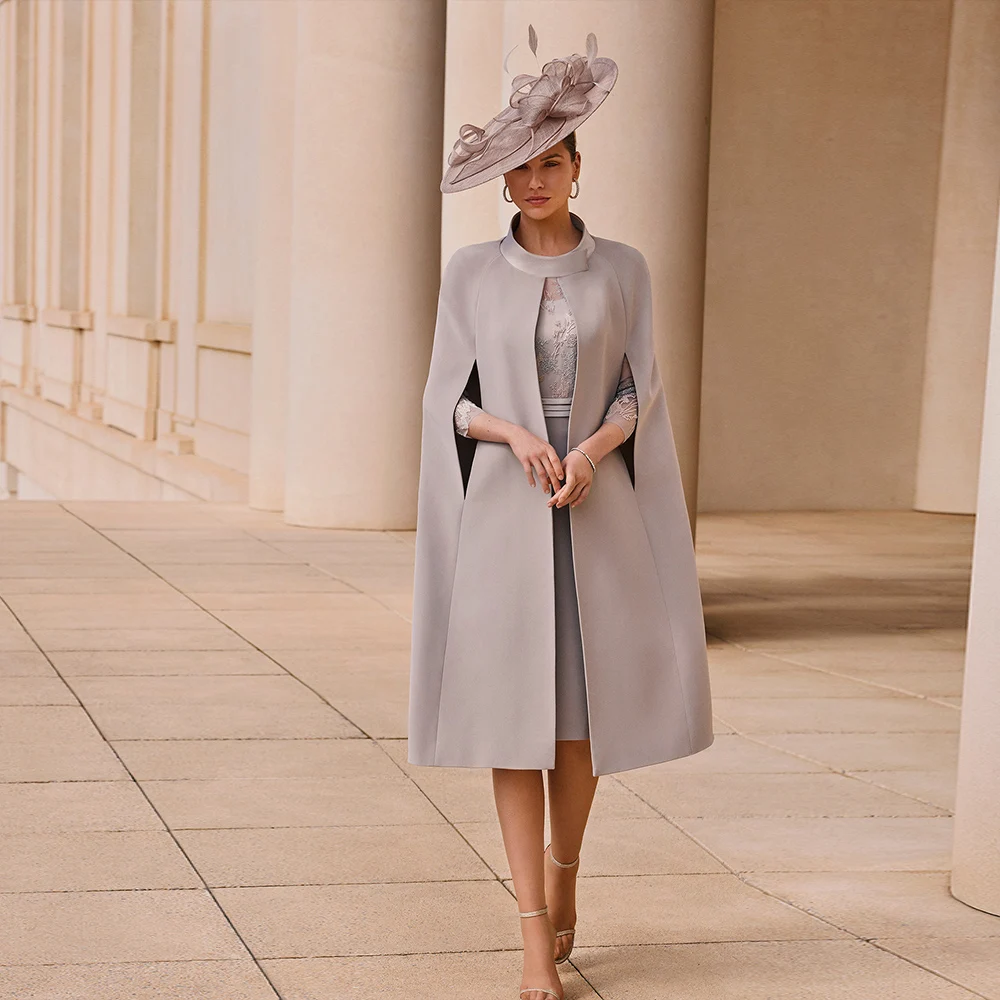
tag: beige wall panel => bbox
[103,333,157,439]
[699,0,950,511]
[2,386,247,500]
[195,345,251,474]
[202,0,259,326]
[0,0,11,305]
[57,0,84,313]
[38,323,79,408]
[2,399,196,500]
[32,0,52,315]
[108,0,131,317]
[0,316,28,386]
[197,346,251,435]
[157,339,177,436]
[164,0,206,426]
[84,0,116,402]
[249,0,296,512]
[1,0,33,307]
[126,0,161,320]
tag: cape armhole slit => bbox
[620,351,637,490]
[455,359,481,496]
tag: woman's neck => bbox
[513,209,582,257]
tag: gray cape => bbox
[408,213,713,776]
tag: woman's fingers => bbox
[549,475,587,507]
[548,447,565,483]
[532,457,551,491]
[541,453,562,492]
[562,481,587,506]
[570,483,591,507]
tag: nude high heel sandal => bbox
[544,843,580,964]
[517,906,562,1000]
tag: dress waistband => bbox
[541,396,572,417]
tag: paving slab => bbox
[0,889,248,964]
[50,648,285,676]
[876,938,1000,998]
[0,830,201,891]
[114,736,399,780]
[214,880,522,957]
[141,774,444,829]
[0,739,128,781]
[177,823,490,887]
[743,871,1000,939]
[506,873,849,945]
[0,650,52,676]
[573,939,980,999]
[0,781,162,833]
[458,816,725,878]
[0,960,279,1000]
[0,676,76,704]
[677,816,954,872]
[261,953,600,1000]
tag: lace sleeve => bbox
[602,355,638,441]
[454,395,485,438]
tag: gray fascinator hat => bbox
[441,28,618,194]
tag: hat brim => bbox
[440,56,618,194]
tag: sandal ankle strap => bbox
[518,905,548,918]
[545,843,580,869]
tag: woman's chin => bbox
[519,198,563,218]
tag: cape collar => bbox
[500,211,596,277]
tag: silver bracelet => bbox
[570,447,596,474]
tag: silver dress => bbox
[454,276,638,740]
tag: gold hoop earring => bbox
[570,178,580,199]
[503,183,514,204]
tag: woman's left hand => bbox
[547,450,593,508]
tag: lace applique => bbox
[603,355,638,440]
[454,395,483,437]
[536,277,577,399]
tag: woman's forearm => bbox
[465,409,626,464]
[464,409,518,445]
[576,420,627,466]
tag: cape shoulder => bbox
[441,239,503,295]
[438,232,651,345]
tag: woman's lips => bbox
[526,197,549,204]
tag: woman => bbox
[408,30,714,1000]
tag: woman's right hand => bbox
[505,425,565,495]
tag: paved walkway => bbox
[0,502,997,999]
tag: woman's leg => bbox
[545,739,599,960]
[493,767,563,1000]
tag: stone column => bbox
[283,0,447,527]
[439,0,505,264]
[915,1,1000,515]
[950,170,1000,917]
[249,0,296,512]
[502,1,715,528]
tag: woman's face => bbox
[504,141,580,220]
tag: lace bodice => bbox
[454,276,638,439]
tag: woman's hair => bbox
[562,131,577,159]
